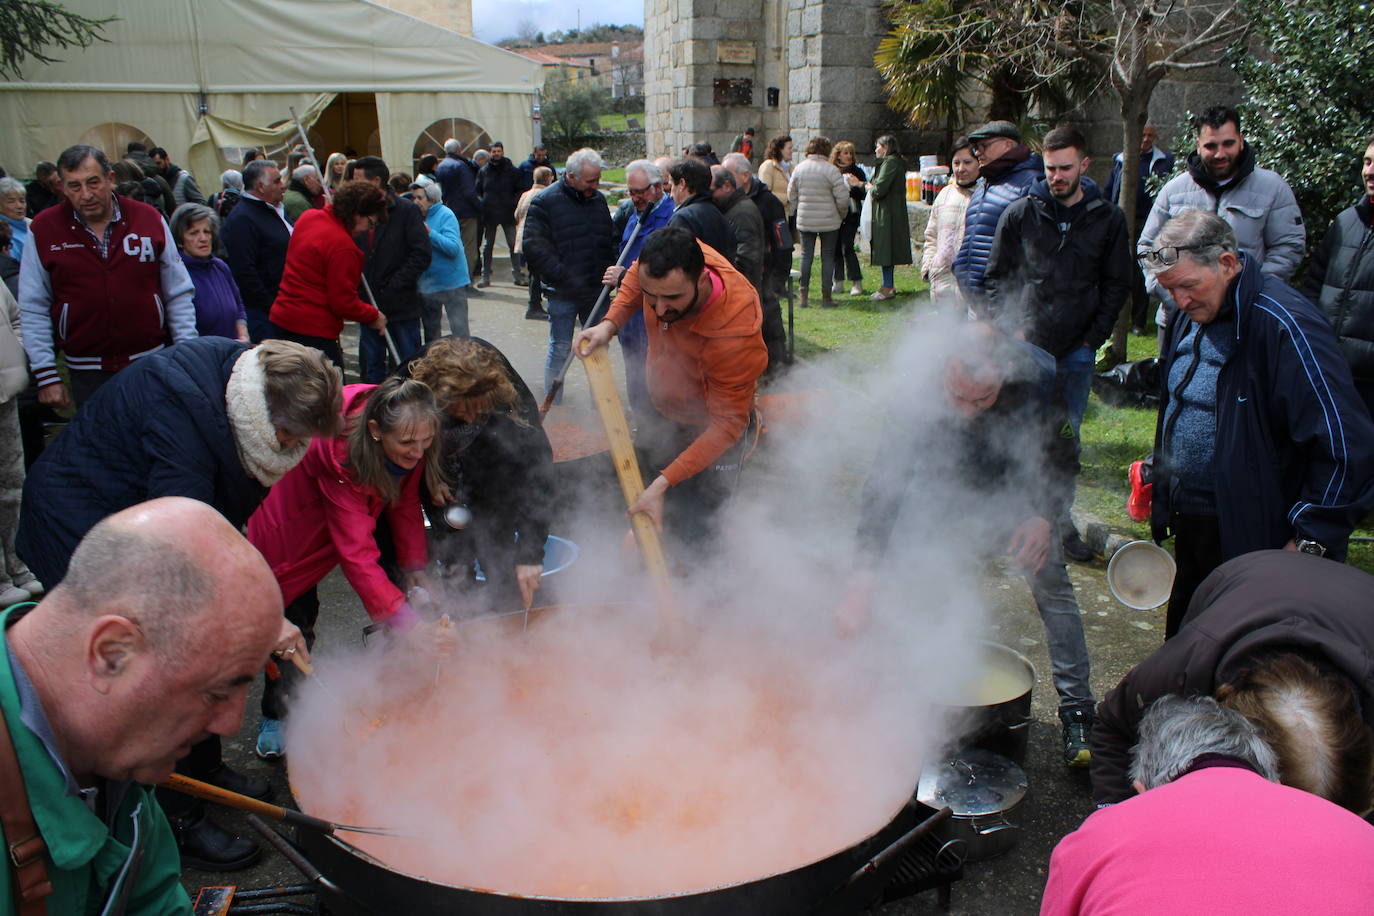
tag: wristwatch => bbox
[1295,538,1327,557]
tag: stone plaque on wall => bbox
[713,78,754,107]
[716,41,756,64]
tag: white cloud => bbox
[471,0,644,44]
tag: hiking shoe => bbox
[1060,707,1092,767]
[1062,529,1094,562]
[524,308,549,321]
[255,718,285,760]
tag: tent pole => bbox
[289,105,330,202]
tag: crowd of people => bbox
[1,101,1374,914]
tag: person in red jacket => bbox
[246,377,446,758]
[575,227,767,548]
[269,180,389,368]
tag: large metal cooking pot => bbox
[290,799,949,915]
[937,641,1035,764]
[917,749,1028,862]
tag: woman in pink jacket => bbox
[247,377,445,758]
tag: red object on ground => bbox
[1127,460,1152,522]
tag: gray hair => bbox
[219,169,244,191]
[473,149,490,166]
[1130,695,1281,790]
[414,180,443,203]
[1149,209,1239,270]
[242,159,280,193]
[443,138,461,155]
[710,164,736,191]
[624,159,662,185]
[292,164,319,183]
[565,147,606,180]
[169,203,219,250]
[0,177,24,198]
[722,152,752,178]
[58,144,111,177]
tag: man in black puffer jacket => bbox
[477,142,526,287]
[350,156,431,382]
[953,120,1043,302]
[521,147,616,398]
[985,126,1131,561]
[665,156,738,265]
[1306,135,1374,416]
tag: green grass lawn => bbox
[591,113,645,132]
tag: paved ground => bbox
[181,263,1167,914]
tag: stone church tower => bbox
[643,0,904,159]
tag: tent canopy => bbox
[0,0,542,185]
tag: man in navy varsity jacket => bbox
[18,144,197,409]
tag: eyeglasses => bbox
[1137,244,1203,267]
[627,184,653,197]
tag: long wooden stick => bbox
[158,774,397,837]
[580,346,677,631]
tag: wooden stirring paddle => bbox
[159,774,400,837]
[579,345,681,637]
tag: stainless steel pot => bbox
[937,641,1035,764]
[916,748,1028,862]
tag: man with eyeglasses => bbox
[602,159,675,417]
[952,120,1044,300]
[1138,106,1305,345]
[1144,209,1374,638]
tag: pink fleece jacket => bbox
[1041,766,1374,915]
[246,384,427,623]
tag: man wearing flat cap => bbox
[952,120,1043,303]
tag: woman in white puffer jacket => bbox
[787,135,849,308]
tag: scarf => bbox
[225,347,310,485]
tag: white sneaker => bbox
[12,573,42,599]
[0,585,31,607]
[850,283,864,296]
[832,280,845,294]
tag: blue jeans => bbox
[358,319,422,383]
[1056,344,1095,529]
[1026,537,1094,711]
[881,265,895,288]
[543,295,595,400]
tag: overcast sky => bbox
[471,0,644,44]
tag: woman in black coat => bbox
[402,336,555,613]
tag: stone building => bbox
[642,0,1241,174]
[373,0,474,36]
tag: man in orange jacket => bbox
[576,227,767,547]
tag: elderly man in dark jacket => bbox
[710,164,764,292]
[844,322,1096,767]
[1148,210,1374,636]
[223,159,292,342]
[349,156,431,381]
[436,138,483,290]
[953,120,1043,301]
[665,157,738,265]
[477,141,525,287]
[520,147,616,398]
[1305,135,1374,416]
[724,152,791,373]
[1091,549,1374,813]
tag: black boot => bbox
[170,807,261,871]
[524,306,549,321]
[1061,527,1094,562]
[202,763,272,801]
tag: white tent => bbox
[0,0,542,186]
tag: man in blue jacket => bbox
[953,120,1043,302]
[436,138,483,295]
[1146,209,1374,637]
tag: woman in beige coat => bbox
[514,166,554,320]
[787,136,849,308]
[758,135,793,208]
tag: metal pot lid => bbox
[917,747,1028,816]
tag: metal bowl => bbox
[1106,540,1176,610]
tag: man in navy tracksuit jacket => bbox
[1148,209,1374,637]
